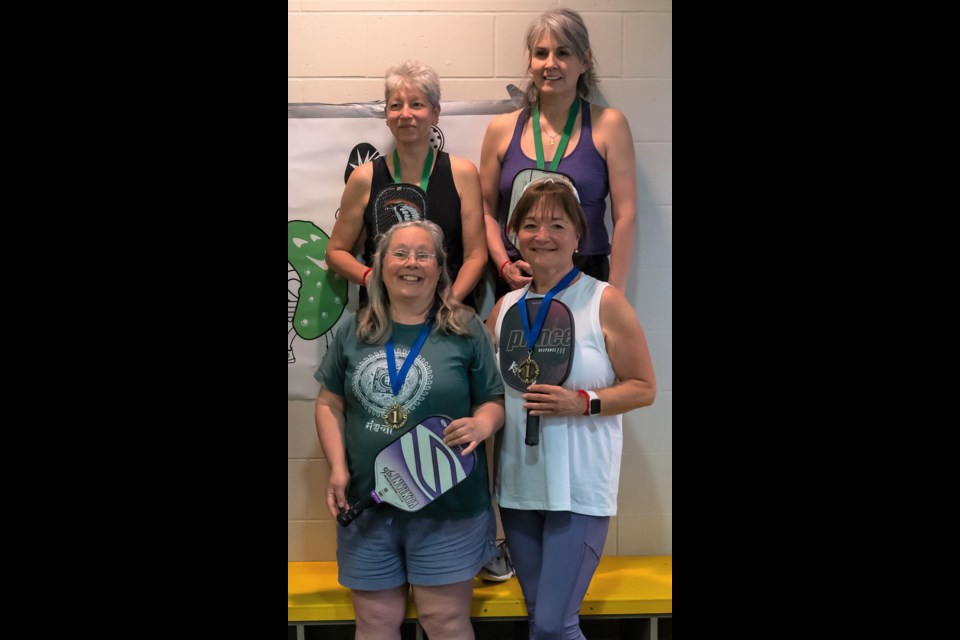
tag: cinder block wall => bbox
[288,0,672,561]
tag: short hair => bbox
[521,8,598,107]
[384,60,441,109]
[508,177,587,241]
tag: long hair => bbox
[358,220,474,344]
[520,8,598,108]
[384,60,441,109]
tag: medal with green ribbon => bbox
[532,98,580,172]
[393,146,434,192]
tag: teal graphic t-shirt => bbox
[315,314,503,518]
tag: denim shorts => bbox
[336,506,498,590]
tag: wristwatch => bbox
[586,390,601,416]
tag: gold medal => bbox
[384,402,408,430]
[517,353,540,385]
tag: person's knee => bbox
[532,612,564,639]
[354,600,405,634]
[417,609,472,638]
[533,606,587,640]
[533,619,583,640]
[412,579,475,637]
[355,609,404,635]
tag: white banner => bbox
[288,99,516,400]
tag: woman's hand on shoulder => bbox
[501,260,533,290]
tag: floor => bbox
[290,616,672,639]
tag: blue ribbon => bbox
[386,323,432,396]
[518,267,579,353]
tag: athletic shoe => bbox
[478,540,514,582]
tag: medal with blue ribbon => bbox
[516,267,579,385]
[383,323,431,429]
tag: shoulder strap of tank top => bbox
[372,155,390,183]
[428,151,451,192]
[513,109,529,140]
[580,100,591,133]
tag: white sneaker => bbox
[478,541,514,582]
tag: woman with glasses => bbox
[315,220,505,640]
[326,60,487,310]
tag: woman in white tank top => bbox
[485,174,656,639]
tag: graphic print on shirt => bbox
[352,348,434,433]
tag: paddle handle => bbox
[525,411,540,446]
[336,494,376,527]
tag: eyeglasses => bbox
[389,250,437,263]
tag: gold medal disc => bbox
[384,402,408,430]
[517,354,540,385]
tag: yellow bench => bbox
[289,555,672,638]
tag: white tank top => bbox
[493,274,622,516]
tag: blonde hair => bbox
[358,220,474,344]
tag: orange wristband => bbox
[361,267,373,287]
[498,259,511,280]
[577,390,590,416]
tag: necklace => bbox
[532,98,580,171]
[541,123,559,146]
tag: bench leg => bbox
[650,616,658,640]
[295,624,304,640]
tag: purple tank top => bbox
[497,101,610,258]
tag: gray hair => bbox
[358,220,474,344]
[384,60,441,109]
[521,8,598,107]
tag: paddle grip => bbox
[525,411,540,446]
[336,494,376,527]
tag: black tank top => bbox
[362,151,464,279]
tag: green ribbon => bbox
[532,98,580,171]
[393,146,434,192]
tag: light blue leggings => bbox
[500,508,611,640]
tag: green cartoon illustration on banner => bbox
[288,221,347,363]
